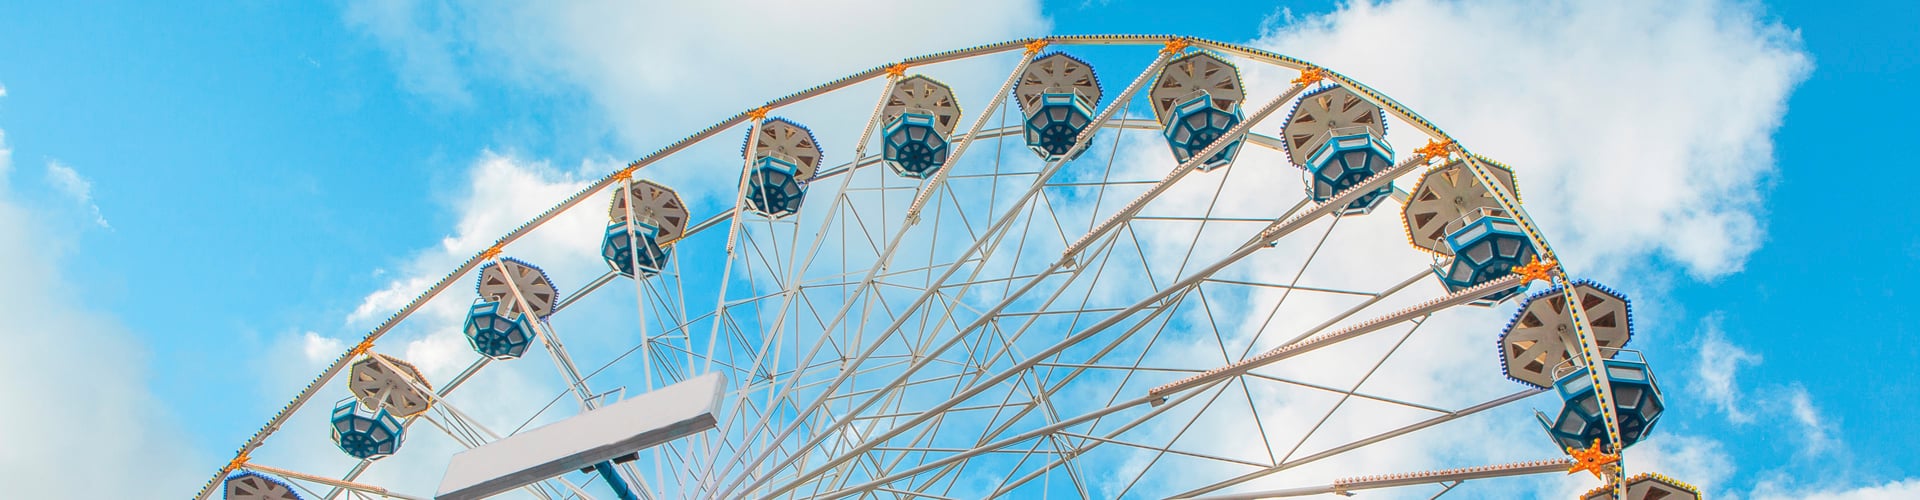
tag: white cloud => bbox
[342,1,474,105]
[346,151,608,327]
[1246,0,1810,281]
[0,124,200,497]
[1693,313,1762,423]
[1686,316,1839,458]
[44,160,110,229]
[302,331,347,365]
[1755,479,1920,500]
[1126,0,1810,496]
[1783,385,1836,456]
[0,130,10,180]
[1597,434,1736,498]
[342,0,1049,151]
[246,152,636,496]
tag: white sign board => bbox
[436,373,726,500]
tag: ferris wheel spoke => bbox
[902,53,1031,224]
[1200,276,1383,297]
[761,186,1306,497]
[760,186,1136,492]
[969,277,1195,485]
[1275,317,1431,468]
[835,374,1224,499]
[749,387,896,490]
[718,52,1184,493]
[896,346,1097,495]
[1110,375,1263,498]
[718,223,1027,492]
[1240,370,1455,415]
[848,109,1313,469]
[1058,81,1305,266]
[911,231,1141,444]
[918,196,1337,487]
[1149,273,1522,404]
[1170,388,1544,498]
[956,188,1312,457]
[1193,284,1285,466]
[817,75,1175,469]
[1189,458,1574,500]
[963,236,1147,426]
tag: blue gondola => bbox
[1025,92,1096,162]
[1536,351,1665,452]
[745,156,807,218]
[883,112,950,178]
[331,398,403,460]
[462,299,534,359]
[603,220,671,278]
[1305,129,1395,214]
[1161,92,1245,171]
[1434,207,1537,304]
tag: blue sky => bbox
[0,0,1914,498]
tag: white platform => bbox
[435,373,726,500]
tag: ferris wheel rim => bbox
[195,34,1625,500]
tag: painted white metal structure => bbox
[198,36,1692,500]
[436,373,725,500]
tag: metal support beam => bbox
[714,49,1181,497]
[1170,389,1545,498]
[1188,458,1571,499]
[242,463,429,500]
[1150,274,1521,403]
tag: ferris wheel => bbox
[199,36,1701,500]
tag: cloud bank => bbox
[0,105,199,498]
[1248,0,1809,281]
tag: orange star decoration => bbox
[1292,67,1327,86]
[1160,37,1190,55]
[747,106,770,121]
[224,450,251,473]
[347,337,376,358]
[884,62,910,78]
[1511,256,1558,284]
[1566,439,1621,479]
[479,243,503,261]
[612,166,634,181]
[1415,138,1455,161]
[1024,38,1050,55]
